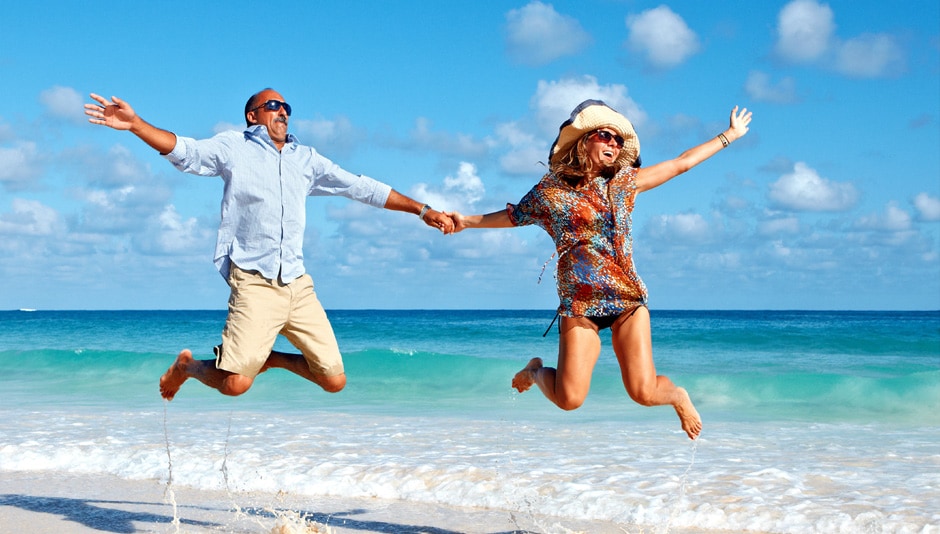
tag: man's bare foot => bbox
[673,387,702,440]
[512,357,543,393]
[159,349,194,401]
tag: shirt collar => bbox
[245,124,297,149]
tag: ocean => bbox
[1,309,938,533]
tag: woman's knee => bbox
[626,380,658,406]
[556,396,586,411]
[555,386,588,411]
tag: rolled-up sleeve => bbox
[164,134,231,177]
[306,149,391,208]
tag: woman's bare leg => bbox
[512,317,602,411]
[611,308,702,439]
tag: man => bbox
[85,88,454,401]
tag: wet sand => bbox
[0,471,707,533]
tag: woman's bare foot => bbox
[673,387,702,440]
[159,349,194,401]
[512,357,543,392]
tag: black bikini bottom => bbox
[587,305,645,331]
[543,306,645,336]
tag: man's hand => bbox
[445,211,467,233]
[85,93,137,130]
[423,209,456,234]
[84,93,178,154]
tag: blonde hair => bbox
[550,132,622,180]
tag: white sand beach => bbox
[1,472,704,534]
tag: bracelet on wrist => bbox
[418,204,432,220]
[717,133,730,148]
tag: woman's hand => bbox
[445,211,467,233]
[727,106,752,142]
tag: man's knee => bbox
[319,373,346,393]
[220,374,254,396]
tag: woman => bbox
[450,100,752,439]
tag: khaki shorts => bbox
[217,265,344,378]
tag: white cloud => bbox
[76,183,165,234]
[79,144,155,189]
[774,0,905,78]
[835,33,904,78]
[492,121,547,175]
[146,204,213,255]
[453,229,531,260]
[0,198,64,236]
[84,185,136,210]
[693,252,742,271]
[759,216,801,235]
[213,121,243,134]
[371,117,487,160]
[293,115,361,156]
[775,0,834,62]
[407,117,488,157]
[745,71,798,104]
[500,145,547,176]
[411,161,485,212]
[443,162,486,205]
[769,239,796,261]
[769,162,859,212]
[645,212,710,243]
[108,145,148,181]
[0,118,13,142]
[39,85,86,123]
[913,192,940,222]
[855,201,912,232]
[505,1,591,66]
[531,76,646,134]
[491,77,647,177]
[625,6,700,69]
[0,141,43,191]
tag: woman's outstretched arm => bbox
[447,209,513,233]
[636,106,752,193]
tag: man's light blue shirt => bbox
[164,125,392,283]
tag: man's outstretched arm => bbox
[85,93,177,155]
[384,189,455,234]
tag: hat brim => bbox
[549,100,639,167]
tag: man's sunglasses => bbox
[590,130,624,148]
[251,99,292,116]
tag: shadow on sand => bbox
[0,493,534,533]
[0,493,217,533]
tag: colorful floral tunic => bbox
[508,167,648,317]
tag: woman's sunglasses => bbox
[251,99,292,116]
[590,130,624,148]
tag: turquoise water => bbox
[2,309,937,422]
[1,309,938,532]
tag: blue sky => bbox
[1,0,938,311]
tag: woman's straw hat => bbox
[549,99,640,167]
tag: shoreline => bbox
[0,471,715,534]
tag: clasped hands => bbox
[421,211,469,235]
